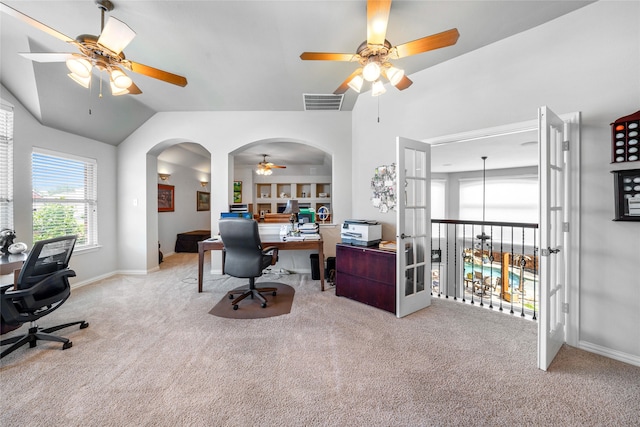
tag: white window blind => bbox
[431,179,446,219]
[0,104,13,230]
[459,177,538,223]
[32,148,98,248]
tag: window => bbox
[431,179,446,219]
[0,103,13,231]
[459,176,538,223]
[32,148,98,248]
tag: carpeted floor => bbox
[1,253,638,426]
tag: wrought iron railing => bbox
[431,219,539,320]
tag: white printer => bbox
[341,219,382,247]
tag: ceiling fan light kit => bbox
[68,71,91,88]
[371,80,386,96]
[256,154,285,175]
[1,0,188,98]
[300,0,459,97]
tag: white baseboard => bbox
[579,340,640,367]
[71,271,118,289]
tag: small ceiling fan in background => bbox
[256,155,286,176]
[0,0,187,96]
[300,0,459,96]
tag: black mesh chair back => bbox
[219,218,279,310]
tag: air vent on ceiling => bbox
[303,93,344,111]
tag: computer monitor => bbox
[298,208,315,223]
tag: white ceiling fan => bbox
[1,0,187,96]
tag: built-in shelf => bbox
[253,181,332,216]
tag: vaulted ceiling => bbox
[1,0,592,147]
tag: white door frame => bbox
[423,113,581,350]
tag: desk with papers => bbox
[198,235,326,292]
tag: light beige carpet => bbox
[1,253,638,427]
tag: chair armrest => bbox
[262,246,279,265]
[3,269,76,303]
[1,284,13,294]
[1,269,76,324]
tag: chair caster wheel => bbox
[80,322,89,329]
[229,294,234,299]
[233,304,239,310]
[261,303,267,308]
[272,291,277,296]
[62,341,73,350]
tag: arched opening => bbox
[229,139,333,221]
[148,140,211,261]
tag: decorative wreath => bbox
[370,163,397,213]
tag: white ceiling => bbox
[1,0,591,172]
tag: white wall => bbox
[117,111,352,273]
[351,1,640,363]
[2,85,118,286]
[156,159,211,257]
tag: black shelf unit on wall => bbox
[611,110,640,164]
[612,169,640,221]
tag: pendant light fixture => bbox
[476,156,491,244]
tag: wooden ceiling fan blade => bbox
[19,52,73,63]
[367,0,392,46]
[334,68,363,95]
[394,28,460,58]
[126,81,142,95]
[0,2,75,43]
[300,52,356,61]
[128,61,188,87]
[97,16,136,55]
[394,75,413,90]
[270,165,286,169]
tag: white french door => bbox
[396,136,431,318]
[538,106,570,371]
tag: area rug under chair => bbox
[208,282,294,319]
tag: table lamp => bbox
[283,199,299,233]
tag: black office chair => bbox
[219,218,279,310]
[1,235,88,359]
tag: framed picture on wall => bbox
[197,191,210,211]
[233,181,242,203]
[158,184,174,212]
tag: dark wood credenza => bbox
[335,244,396,314]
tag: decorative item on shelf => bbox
[611,169,640,221]
[233,181,242,203]
[317,205,330,224]
[370,163,397,213]
[158,173,171,181]
[611,110,640,163]
[158,184,174,212]
[197,191,210,211]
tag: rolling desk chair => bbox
[1,235,88,359]
[219,218,279,310]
